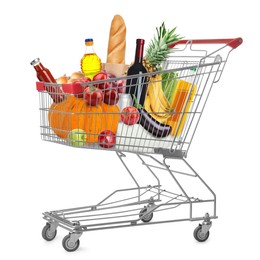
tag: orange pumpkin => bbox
[101,102,120,134]
[48,97,120,143]
[49,96,103,143]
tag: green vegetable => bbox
[161,72,178,102]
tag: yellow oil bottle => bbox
[81,38,101,79]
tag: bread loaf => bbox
[107,15,126,64]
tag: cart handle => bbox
[169,37,243,49]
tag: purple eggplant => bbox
[138,108,172,138]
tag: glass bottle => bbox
[126,39,147,106]
[81,38,101,79]
[30,58,64,103]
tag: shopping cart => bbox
[36,38,242,252]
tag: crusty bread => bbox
[107,15,126,64]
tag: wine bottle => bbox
[126,39,147,106]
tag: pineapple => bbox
[144,22,183,72]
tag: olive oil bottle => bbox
[81,38,101,79]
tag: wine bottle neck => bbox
[134,39,145,64]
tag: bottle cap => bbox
[85,38,93,42]
[30,58,40,66]
[136,39,145,45]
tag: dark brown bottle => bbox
[126,39,147,106]
[31,58,64,103]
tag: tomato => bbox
[120,106,140,125]
[103,89,119,105]
[83,86,103,106]
[98,130,116,148]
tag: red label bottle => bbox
[31,58,64,103]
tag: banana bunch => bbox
[144,75,172,124]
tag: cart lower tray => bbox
[42,153,216,252]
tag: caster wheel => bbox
[193,225,210,242]
[62,234,80,252]
[139,207,153,223]
[42,223,57,241]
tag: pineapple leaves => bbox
[145,22,184,69]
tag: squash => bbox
[49,96,103,143]
[48,97,120,143]
[101,102,120,134]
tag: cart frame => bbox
[37,38,242,252]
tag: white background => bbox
[1,0,259,259]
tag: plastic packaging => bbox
[81,38,101,79]
[168,69,197,137]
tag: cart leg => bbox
[194,213,212,242]
[116,152,141,201]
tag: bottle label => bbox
[136,72,143,103]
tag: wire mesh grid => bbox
[37,57,223,156]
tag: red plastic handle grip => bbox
[169,37,243,49]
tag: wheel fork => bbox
[48,221,58,233]
[200,213,212,235]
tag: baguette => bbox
[107,15,126,64]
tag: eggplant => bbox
[138,108,172,138]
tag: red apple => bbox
[98,130,116,148]
[71,77,91,97]
[83,86,103,106]
[116,79,126,93]
[120,106,140,125]
[103,89,119,105]
[93,71,110,90]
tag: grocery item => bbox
[98,130,116,148]
[48,96,104,143]
[126,39,147,106]
[56,74,69,84]
[103,88,119,105]
[143,22,183,72]
[81,39,101,79]
[31,58,64,103]
[161,71,178,102]
[120,106,140,125]
[93,71,110,90]
[115,78,126,93]
[116,122,174,152]
[144,74,171,123]
[167,69,197,136]
[70,71,85,80]
[106,14,126,64]
[117,93,132,111]
[83,86,103,106]
[138,107,172,138]
[101,103,120,133]
[70,78,91,98]
[68,129,87,146]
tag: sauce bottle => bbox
[81,38,101,79]
[31,58,64,103]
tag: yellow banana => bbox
[147,75,171,118]
[144,92,171,124]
